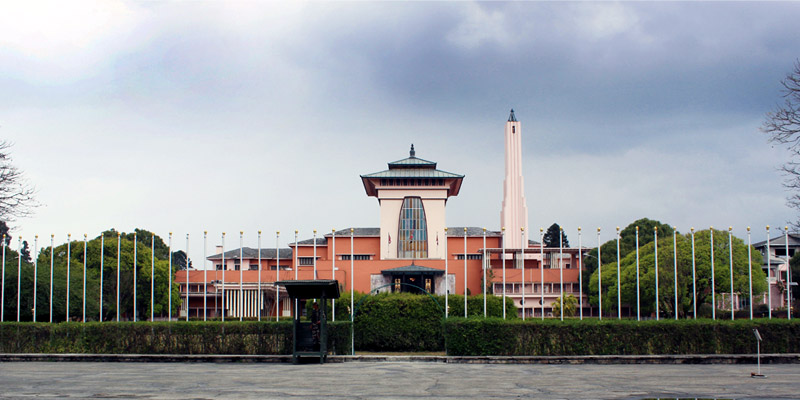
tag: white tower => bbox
[500,109,529,248]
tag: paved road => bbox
[0,362,798,399]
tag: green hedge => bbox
[443,318,800,356]
[333,293,515,352]
[0,321,352,355]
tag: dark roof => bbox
[381,264,445,276]
[752,233,800,248]
[208,247,292,261]
[294,237,328,246]
[276,280,340,299]
[446,227,503,237]
[324,227,380,237]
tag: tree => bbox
[20,240,31,263]
[583,218,674,276]
[542,223,569,247]
[171,250,192,270]
[0,220,10,246]
[552,294,577,318]
[764,60,800,225]
[2,228,180,322]
[0,141,37,222]
[588,228,767,318]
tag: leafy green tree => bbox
[588,228,767,318]
[542,223,569,247]
[552,294,578,318]
[583,218,674,276]
[20,240,31,263]
[2,229,180,322]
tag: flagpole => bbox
[33,235,38,322]
[597,228,602,320]
[17,237,22,322]
[673,228,678,320]
[785,226,791,320]
[464,227,467,318]
[578,227,583,320]
[313,230,317,281]
[133,232,137,322]
[350,228,354,356]
[520,228,524,320]
[186,234,190,321]
[691,228,696,319]
[747,227,753,320]
[332,229,336,322]
[257,230,262,321]
[99,235,104,321]
[294,230,297,320]
[168,233,173,321]
[560,227,564,321]
[445,228,449,318]
[766,225,771,319]
[540,228,544,320]
[50,234,54,323]
[501,227,505,320]
[83,234,87,322]
[67,234,71,322]
[710,227,715,320]
[1,234,5,322]
[655,227,659,321]
[239,231,243,321]
[275,231,280,322]
[729,227,735,320]
[151,233,155,321]
[203,232,207,321]
[483,228,487,318]
[616,227,620,319]
[635,226,640,321]
[116,232,120,322]
[221,232,226,322]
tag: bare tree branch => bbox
[763,60,800,226]
[0,140,37,223]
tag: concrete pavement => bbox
[1,361,799,399]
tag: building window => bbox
[456,254,483,260]
[249,264,258,270]
[270,264,290,270]
[298,257,315,266]
[394,278,401,292]
[341,254,371,261]
[215,263,222,270]
[398,196,428,258]
[234,263,240,271]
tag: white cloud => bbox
[0,0,145,82]
[568,2,648,42]
[446,2,512,50]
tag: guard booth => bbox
[275,280,340,364]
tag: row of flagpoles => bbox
[0,225,794,323]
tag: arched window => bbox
[398,197,428,258]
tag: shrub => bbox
[0,321,351,355]
[443,318,800,356]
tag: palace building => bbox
[178,111,589,319]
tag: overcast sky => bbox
[3,1,800,262]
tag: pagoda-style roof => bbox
[361,145,464,197]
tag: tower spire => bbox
[501,110,529,248]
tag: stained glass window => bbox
[398,196,428,258]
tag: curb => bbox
[2,353,799,364]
